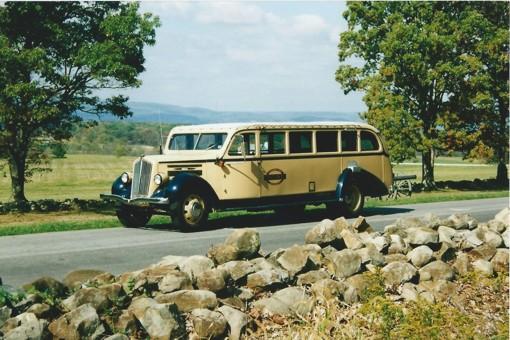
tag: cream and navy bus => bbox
[101,122,393,229]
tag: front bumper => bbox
[100,194,169,207]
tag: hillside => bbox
[83,101,361,124]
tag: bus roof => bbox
[170,121,379,134]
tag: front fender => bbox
[152,172,219,208]
[111,176,131,199]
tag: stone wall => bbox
[0,209,508,339]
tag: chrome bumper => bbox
[100,194,169,207]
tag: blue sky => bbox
[121,1,365,113]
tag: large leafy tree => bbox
[0,2,159,202]
[336,2,509,188]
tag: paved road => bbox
[1,197,507,288]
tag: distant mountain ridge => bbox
[90,101,362,124]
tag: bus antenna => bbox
[158,109,164,154]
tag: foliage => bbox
[336,2,509,187]
[66,121,175,156]
[0,2,160,202]
[0,285,25,308]
[50,142,68,159]
[359,269,386,302]
[356,296,477,340]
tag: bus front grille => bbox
[131,159,152,198]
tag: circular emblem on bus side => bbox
[264,168,287,185]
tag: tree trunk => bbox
[8,152,28,203]
[422,147,435,190]
[496,146,508,185]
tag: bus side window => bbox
[228,133,256,156]
[341,130,357,152]
[289,131,312,153]
[316,131,338,152]
[360,131,380,151]
[260,132,285,154]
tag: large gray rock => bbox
[355,244,385,266]
[487,220,506,233]
[252,287,314,317]
[370,235,391,253]
[384,253,408,263]
[0,306,11,329]
[61,287,110,312]
[207,244,240,265]
[48,304,105,340]
[224,228,261,259]
[310,278,346,300]
[406,245,433,268]
[387,234,409,255]
[158,271,192,293]
[246,269,287,291]
[475,227,503,248]
[445,213,478,230]
[395,216,426,229]
[340,229,364,250]
[453,253,471,276]
[381,262,417,286]
[344,273,374,303]
[2,312,48,340]
[324,249,362,279]
[491,249,509,273]
[502,229,510,248]
[495,208,509,227]
[399,282,418,302]
[155,290,217,312]
[277,244,321,276]
[437,226,456,245]
[218,305,249,340]
[157,255,187,268]
[472,259,494,277]
[191,308,227,339]
[179,256,215,283]
[217,261,256,282]
[128,297,183,340]
[352,216,374,232]
[405,227,438,246]
[435,242,457,262]
[470,244,497,261]
[63,269,108,290]
[418,280,457,302]
[26,303,52,320]
[296,270,330,286]
[419,261,455,281]
[304,218,348,248]
[22,276,67,297]
[196,268,227,293]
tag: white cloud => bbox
[195,2,266,25]
[287,14,328,36]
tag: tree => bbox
[0,2,159,202]
[336,2,508,188]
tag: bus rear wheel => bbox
[342,182,364,217]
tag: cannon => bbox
[388,174,417,199]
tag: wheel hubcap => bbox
[183,195,205,225]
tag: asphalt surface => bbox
[0,197,508,288]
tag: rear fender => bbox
[336,162,389,201]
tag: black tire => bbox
[342,182,364,217]
[274,204,305,218]
[116,207,152,228]
[172,192,210,230]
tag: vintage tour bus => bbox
[101,122,393,229]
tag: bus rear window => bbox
[341,131,357,152]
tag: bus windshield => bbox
[169,133,227,150]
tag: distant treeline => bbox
[65,121,176,157]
